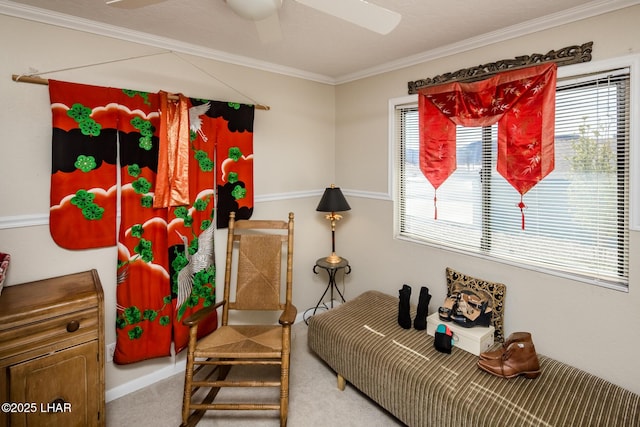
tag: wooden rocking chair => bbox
[181,212,296,427]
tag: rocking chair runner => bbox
[181,212,296,427]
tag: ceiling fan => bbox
[106,0,401,43]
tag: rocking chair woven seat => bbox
[181,212,296,427]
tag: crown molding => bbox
[0,0,334,84]
[1,0,637,85]
[335,0,640,84]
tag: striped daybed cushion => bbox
[307,290,640,427]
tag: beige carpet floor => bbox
[106,321,404,426]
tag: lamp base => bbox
[325,252,342,264]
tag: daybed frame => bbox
[308,290,640,427]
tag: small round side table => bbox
[311,257,351,318]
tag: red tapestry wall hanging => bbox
[49,81,120,248]
[49,80,255,363]
[419,63,557,228]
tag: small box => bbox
[0,252,9,296]
[426,312,494,356]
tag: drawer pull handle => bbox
[66,320,80,332]
[51,398,66,406]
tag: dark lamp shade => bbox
[316,186,351,213]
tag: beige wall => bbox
[335,5,640,395]
[1,3,640,401]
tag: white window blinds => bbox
[396,68,630,288]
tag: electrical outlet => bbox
[106,343,116,363]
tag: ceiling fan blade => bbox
[106,0,168,9]
[295,0,401,35]
[255,13,283,44]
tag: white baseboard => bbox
[105,359,186,403]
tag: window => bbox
[395,65,631,290]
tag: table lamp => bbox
[316,184,351,263]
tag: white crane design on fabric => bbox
[175,220,215,310]
[189,102,211,142]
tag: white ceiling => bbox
[3,0,639,83]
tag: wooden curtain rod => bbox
[407,41,593,94]
[11,74,270,110]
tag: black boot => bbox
[398,284,412,329]
[413,286,431,330]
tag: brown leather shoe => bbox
[479,332,532,361]
[477,340,541,379]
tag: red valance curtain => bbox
[418,63,557,228]
[48,80,255,363]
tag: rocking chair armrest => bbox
[182,299,226,327]
[279,303,297,326]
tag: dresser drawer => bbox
[0,308,99,361]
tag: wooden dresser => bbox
[0,270,105,427]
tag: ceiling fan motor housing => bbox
[226,0,283,21]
